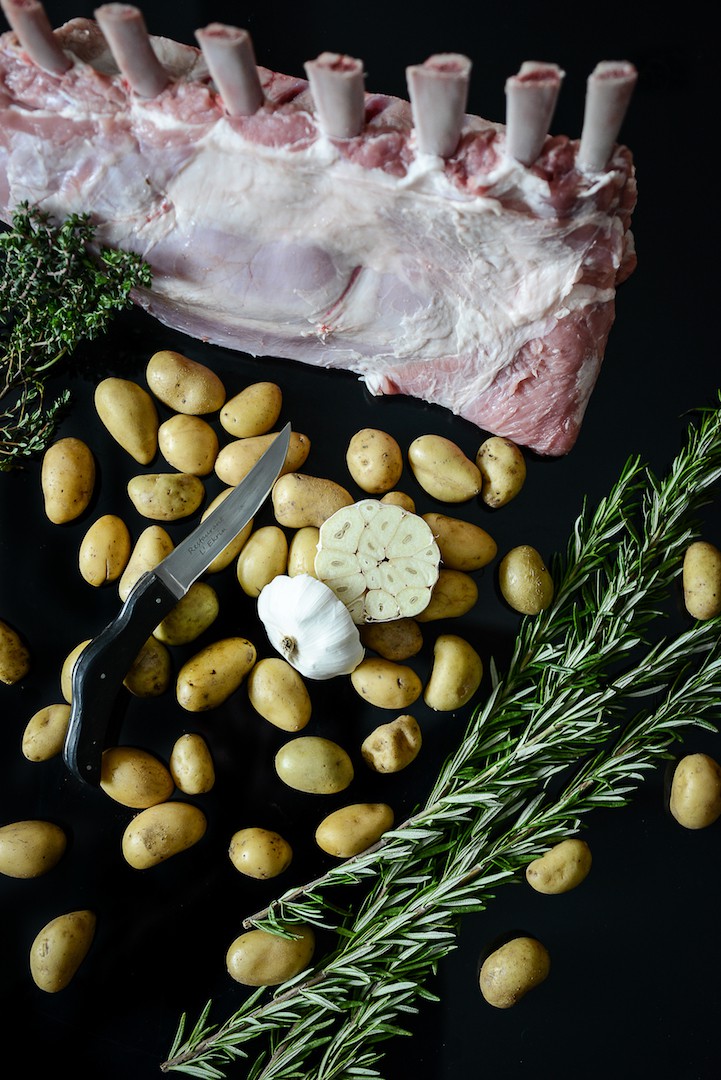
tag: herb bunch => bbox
[0,203,151,470]
[163,396,721,1079]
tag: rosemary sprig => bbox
[162,396,721,1079]
[0,202,151,470]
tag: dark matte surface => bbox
[1,3,719,1078]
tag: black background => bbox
[1,2,719,1078]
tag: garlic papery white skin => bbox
[256,574,365,680]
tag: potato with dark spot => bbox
[153,582,219,646]
[146,350,226,414]
[127,472,205,521]
[229,827,292,878]
[78,514,131,586]
[220,381,282,438]
[170,733,215,794]
[346,428,403,494]
[361,714,422,773]
[121,802,207,868]
[525,838,592,894]
[350,657,422,709]
[0,617,30,684]
[682,541,721,620]
[498,545,554,615]
[30,910,96,992]
[476,436,526,508]
[41,436,95,524]
[479,936,550,1008]
[272,472,353,528]
[359,618,423,662]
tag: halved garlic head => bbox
[315,500,441,623]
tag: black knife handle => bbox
[63,571,179,786]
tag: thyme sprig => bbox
[0,202,151,470]
[162,397,721,1079]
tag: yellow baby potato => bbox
[275,736,354,794]
[127,472,205,521]
[60,638,91,702]
[22,703,71,761]
[346,428,403,494]
[99,746,174,808]
[315,803,394,858]
[359,618,423,661]
[669,753,721,829]
[154,582,219,645]
[423,634,483,711]
[94,377,159,464]
[228,827,293,879]
[215,430,310,486]
[118,525,174,601]
[408,434,482,503]
[0,820,67,878]
[30,910,96,992]
[146,349,226,414]
[176,637,256,711]
[361,714,422,773]
[123,635,172,698]
[479,936,550,1008]
[170,733,215,794]
[422,512,497,572]
[0,617,30,685]
[247,657,312,732]
[350,657,422,709]
[476,436,526,508]
[498,545,554,615]
[78,514,131,586]
[287,526,320,578]
[272,473,353,528]
[220,381,283,438]
[525,838,593,894]
[41,436,95,524]
[199,491,254,573]
[122,802,207,869]
[415,569,478,622]
[158,413,219,476]
[226,925,315,987]
[236,525,289,597]
[380,490,416,512]
[682,540,721,620]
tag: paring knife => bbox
[63,422,291,786]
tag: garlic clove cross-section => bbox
[315,500,441,623]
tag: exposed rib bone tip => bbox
[0,0,71,74]
[504,60,564,166]
[406,53,472,158]
[195,23,264,116]
[578,60,638,172]
[304,52,366,139]
[94,3,169,97]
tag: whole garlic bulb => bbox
[256,574,365,680]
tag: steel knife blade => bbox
[63,422,291,786]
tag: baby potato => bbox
[479,936,550,1008]
[498,545,554,615]
[682,540,721,620]
[408,434,482,503]
[94,377,159,464]
[122,801,207,868]
[525,838,592,894]
[315,803,394,858]
[0,617,30,685]
[60,639,91,703]
[41,436,95,524]
[154,582,220,645]
[127,472,205,521]
[22,703,71,761]
[359,618,423,661]
[247,657,312,732]
[0,820,67,878]
[228,827,293,879]
[123,636,172,698]
[199,490,254,573]
[99,746,174,808]
[119,525,174,601]
[226,925,315,987]
[220,381,283,438]
[146,349,226,414]
[158,413,219,476]
[275,736,354,794]
[288,526,320,578]
[380,490,416,513]
[415,569,478,622]
[272,472,353,528]
[422,512,497,572]
[176,637,256,711]
[423,634,483,711]
[350,657,422,709]
[346,428,403,494]
[78,514,131,586]
[361,714,422,773]
[669,753,721,829]
[170,733,215,794]
[30,910,96,993]
[215,431,310,486]
[476,436,526,508]
[236,525,289,597]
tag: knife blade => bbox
[63,422,291,786]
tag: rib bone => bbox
[504,61,564,165]
[94,3,168,97]
[303,52,365,139]
[578,61,638,173]
[195,23,264,116]
[0,0,70,73]
[406,53,471,158]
